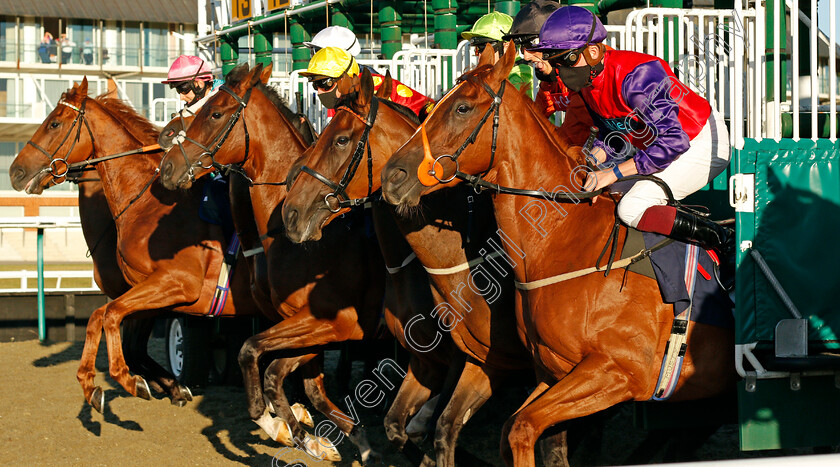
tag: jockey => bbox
[463,11,533,91]
[162,55,223,116]
[530,6,733,256]
[163,55,230,237]
[300,45,434,119]
[502,0,592,144]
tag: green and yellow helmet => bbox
[462,11,514,43]
[299,46,360,79]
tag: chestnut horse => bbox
[381,46,736,466]
[8,79,261,415]
[282,69,556,466]
[10,86,199,406]
[157,63,386,462]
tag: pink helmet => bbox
[162,55,213,84]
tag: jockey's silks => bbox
[580,50,711,175]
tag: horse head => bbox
[159,62,271,190]
[10,78,94,194]
[158,113,195,152]
[283,68,417,243]
[381,43,518,207]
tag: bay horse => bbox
[282,69,562,466]
[381,45,736,466]
[158,63,386,462]
[8,78,262,415]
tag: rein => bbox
[172,85,253,184]
[297,97,379,213]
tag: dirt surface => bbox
[0,338,831,467]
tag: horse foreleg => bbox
[297,355,380,464]
[501,354,630,467]
[435,358,502,467]
[123,316,193,406]
[77,304,107,412]
[385,356,444,466]
[101,274,204,404]
[262,355,344,463]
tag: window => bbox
[123,21,140,67]
[144,22,169,67]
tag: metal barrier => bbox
[284,41,477,133]
[0,217,97,342]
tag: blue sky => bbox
[817,0,840,45]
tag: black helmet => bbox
[503,0,561,41]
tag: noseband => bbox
[297,96,379,213]
[172,85,253,184]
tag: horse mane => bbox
[226,62,315,144]
[93,95,162,144]
[336,91,421,125]
[459,63,580,157]
[226,63,296,123]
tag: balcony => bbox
[0,39,183,75]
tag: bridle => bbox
[296,96,379,213]
[419,74,505,187]
[418,71,608,202]
[171,85,254,184]
[26,99,95,182]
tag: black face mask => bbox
[556,61,604,92]
[318,87,339,109]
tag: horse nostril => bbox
[389,168,408,186]
[161,161,173,182]
[286,208,299,228]
[10,167,25,184]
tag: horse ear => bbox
[488,41,516,87]
[336,73,359,98]
[245,63,264,89]
[374,70,393,99]
[477,43,495,68]
[260,62,273,84]
[357,68,374,108]
[79,77,89,96]
[104,78,119,99]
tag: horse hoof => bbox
[303,435,342,462]
[171,398,187,408]
[135,377,151,400]
[362,449,383,464]
[90,386,105,413]
[291,402,314,427]
[179,384,193,402]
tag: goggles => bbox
[311,77,338,92]
[514,35,539,52]
[545,47,586,68]
[170,81,194,95]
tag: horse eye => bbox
[211,112,222,119]
[336,136,350,146]
[49,121,60,129]
[456,104,471,115]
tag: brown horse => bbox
[381,45,736,466]
[8,78,261,415]
[157,63,386,462]
[282,69,551,465]
[10,86,198,406]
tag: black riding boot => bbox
[670,210,735,260]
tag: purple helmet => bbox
[529,6,607,52]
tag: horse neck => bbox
[486,91,618,274]
[83,99,163,218]
[242,89,307,233]
[357,104,417,196]
[369,107,481,270]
